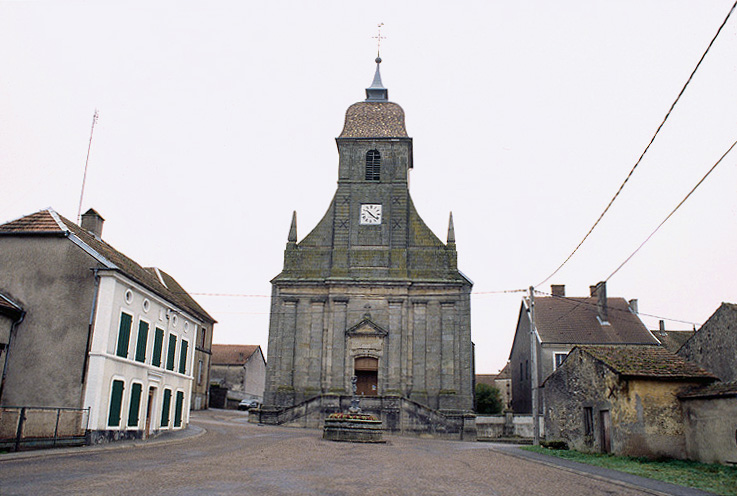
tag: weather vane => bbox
[372,22,385,57]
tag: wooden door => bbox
[355,357,378,396]
[144,387,155,438]
[600,410,611,453]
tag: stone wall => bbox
[476,413,544,440]
[679,303,737,382]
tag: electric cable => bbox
[536,0,737,288]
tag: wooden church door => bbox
[354,357,378,396]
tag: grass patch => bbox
[523,446,737,496]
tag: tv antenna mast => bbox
[77,109,99,224]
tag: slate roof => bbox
[678,381,737,399]
[534,296,659,345]
[338,101,408,138]
[211,344,261,366]
[577,345,717,381]
[0,208,215,324]
[652,330,695,353]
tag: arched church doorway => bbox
[354,357,378,396]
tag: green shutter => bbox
[116,313,132,358]
[161,389,172,427]
[135,321,149,362]
[152,328,164,367]
[127,383,142,427]
[178,340,189,374]
[108,380,124,427]
[166,334,177,371]
[174,391,184,427]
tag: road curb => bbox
[0,424,206,463]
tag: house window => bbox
[200,327,206,349]
[179,339,189,374]
[108,379,125,427]
[554,352,568,370]
[152,328,164,367]
[520,362,524,382]
[197,359,204,385]
[128,383,142,427]
[174,391,184,427]
[135,320,149,363]
[116,312,133,358]
[365,150,380,181]
[161,388,172,427]
[583,407,594,437]
[166,334,177,371]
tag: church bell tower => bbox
[261,56,475,437]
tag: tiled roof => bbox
[475,374,496,386]
[535,296,659,345]
[679,381,737,399]
[211,344,261,365]
[578,345,717,381]
[0,209,65,233]
[0,208,215,324]
[338,102,408,138]
[652,330,695,353]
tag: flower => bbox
[327,412,377,421]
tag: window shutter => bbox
[108,380,124,427]
[166,334,177,371]
[128,383,142,427]
[179,340,189,374]
[135,321,149,363]
[152,328,164,367]
[161,389,172,427]
[116,313,132,358]
[174,391,184,427]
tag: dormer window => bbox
[365,150,381,181]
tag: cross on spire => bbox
[372,22,385,57]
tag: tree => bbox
[475,383,502,414]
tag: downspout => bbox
[81,268,101,384]
[0,310,26,403]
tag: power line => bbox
[605,138,737,281]
[537,0,737,287]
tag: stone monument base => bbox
[323,414,384,443]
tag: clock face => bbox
[360,204,382,225]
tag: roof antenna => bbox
[77,109,99,224]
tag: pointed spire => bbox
[288,211,297,243]
[447,212,455,244]
[365,57,388,102]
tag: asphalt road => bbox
[0,409,715,496]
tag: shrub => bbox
[475,383,503,414]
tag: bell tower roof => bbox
[338,57,408,139]
[365,57,388,102]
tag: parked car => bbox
[237,399,260,411]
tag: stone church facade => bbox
[260,58,475,437]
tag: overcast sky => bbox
[2,1,736,373]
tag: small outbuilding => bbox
[544,345,716,459]
[679,382,737,465]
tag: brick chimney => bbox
[593,281,608,324]
[628,299,638,314]
[659,319,666,334]
[550,284,565,297]
[81,208,104,240]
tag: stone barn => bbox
[544,345,716,459]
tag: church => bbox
[260,56,475,438]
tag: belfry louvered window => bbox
[365,150,381,181]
